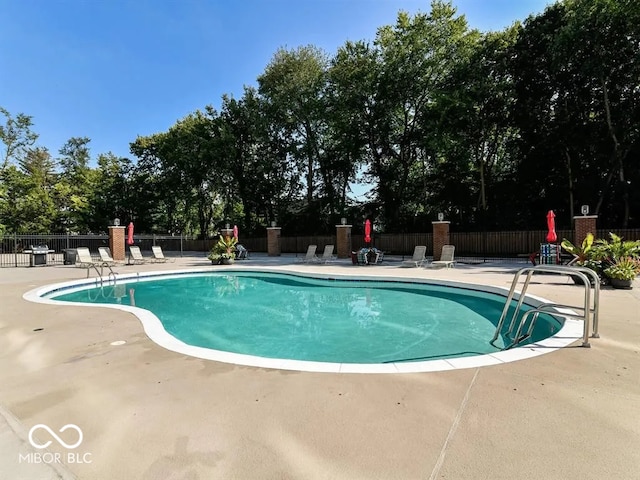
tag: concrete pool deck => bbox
[1,254,639,479]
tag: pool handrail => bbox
[490,265,600,349]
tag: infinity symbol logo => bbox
[28,424,83,449]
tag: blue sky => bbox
[1,0,551,161]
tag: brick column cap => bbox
[432,221,451,225]
[267,227,281,230]
[573,215,598,220]
[107,226,126,230]
[335,224,353,228]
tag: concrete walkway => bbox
[1,254,639,479]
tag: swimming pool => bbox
[28,269,580,373]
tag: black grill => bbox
[29,244,50,267]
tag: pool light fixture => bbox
[581,205,589,215]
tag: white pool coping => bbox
[23,267,584,374]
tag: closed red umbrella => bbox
[364,219,371,244]
[546,211,557,243]
[127,222,135,245]
[233,225,238,241]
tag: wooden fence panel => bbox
[280,235,336,253]
[374,233,433,255]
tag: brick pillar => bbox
[336,225,352,258]
[573,215,597,246]
[221,228,233,240]
[432,221,451,261]
[108,226,125,261]
[267,227,281,256]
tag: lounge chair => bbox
[128,245,149,264]
[75,247,112,277]
[400,246,427,267]
[297,245,319,263]
[235,244,249,260]
[98,247,119,265]
[430,245,456,268]
[319,245,337,263]
[75,247,97,267]
[151,246,174,263]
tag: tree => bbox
[0,107,38,172]
[436,26,519,228]
[258,45,330,227]
[88,153,135,232]
[511,0,640,228]
[0,148,57,233]
[362,1,477,230]
[556,0,640,226]
[55,137,95,232]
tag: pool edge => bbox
[22,266,583,374]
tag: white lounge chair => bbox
[128,245,149,264]
[431,245,456,268]
[75,247,97,267]
[400,246,427,267]
[151,245,174,263]
[297,245,319,263]
[75,247,113,277]
[319,245,337,263]
[98,247,120,265]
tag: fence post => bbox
[108,225,126,261]
[13,233,17,267]
[574,215,598,245]
[180,234,183,257]
[432,221,451,261]
[335,224,352,259]
[267,227,282,256]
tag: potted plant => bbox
[592,232,640,265]
[208,235,238,265]
[560,233,602,284]
[603,256,640,289]
[590,233,640,285]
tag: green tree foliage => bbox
[436,26,519,229]
[0,148,57,233]
[2,0,639,235]
[258,45,335,231]
[55,137,95,232]
[219,88,293,232]
[365,2,478,230]
[0,107,38,172]
[511,0,640,228]
[88,153,135,232]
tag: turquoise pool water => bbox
[49,272,561,364]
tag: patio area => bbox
[1,253,639,479]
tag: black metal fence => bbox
[2,228,638,267]
[0,233,191,267]
[0,234,107,267]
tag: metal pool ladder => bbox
[89,263,117,287]
[490,265,600,350]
